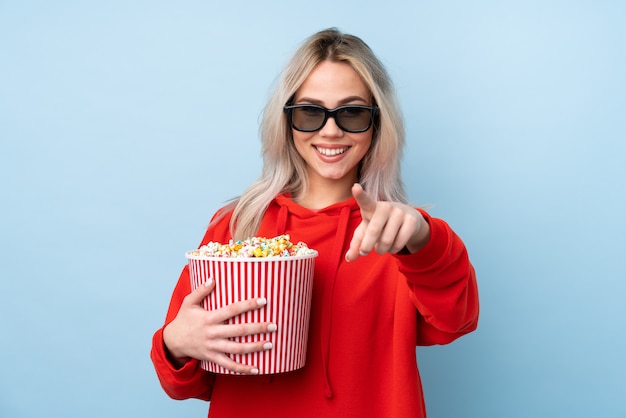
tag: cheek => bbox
[354,133,373,155]
[292,132,314,154]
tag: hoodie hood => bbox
[270,193,361,398]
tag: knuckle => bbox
[227,343,249,355]
[229,322,264,338]
[230,323,250,336]
[367,217,383,231]
[379,235,394,248]
[390,243,404,254]
[220,302,248,319]
[204,326,221,340]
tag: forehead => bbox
[295,60,371,104]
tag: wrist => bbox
[406,216,431,253]
[163,324,192,369]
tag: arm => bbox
[344,183,479,344]
[150,211,276,399]
[397,210,479,345]
[150,266,216,400]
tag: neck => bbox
[294,177,355,210]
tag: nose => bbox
[319,115,344,137]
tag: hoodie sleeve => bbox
[149,265,216,401]
[396,209,479,346]
[149,210,234,400]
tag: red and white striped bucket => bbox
[186,252,317,374]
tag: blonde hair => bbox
[226,28,407,240]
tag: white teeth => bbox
[316,146,347,156]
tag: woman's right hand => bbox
[162,278,277,375]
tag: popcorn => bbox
[189,234,316,258]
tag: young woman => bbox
[151,28,479,418]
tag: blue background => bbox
[1,1,624,417]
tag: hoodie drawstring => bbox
[319,205,351,398]
[273,199,352,399]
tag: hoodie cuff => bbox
[151,327,202,382]
[394,210,453,274]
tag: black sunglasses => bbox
[283,104,379,133]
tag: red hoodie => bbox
[151,194,479,417]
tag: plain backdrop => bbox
[1,1,625,417]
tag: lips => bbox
[314,146,348,157]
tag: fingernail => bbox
[250,368,259,375]
[204,278,213,287]
[257,297,267,306]
[263,342,273,350]
[359,250,368,257]
[267,323,277,332]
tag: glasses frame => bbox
[283,104,379,133]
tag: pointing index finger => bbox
[352,183,377,219]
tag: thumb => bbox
[185,278,215,306]
[352,183,377,219]
[345,222,366,262]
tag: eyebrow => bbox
[295,95,369,106]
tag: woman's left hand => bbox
[345,183,430,262]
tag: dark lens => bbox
[292,106,325,131]
[336,107,372,132]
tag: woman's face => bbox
[291,60,374,189]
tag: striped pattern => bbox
[187,253,317,374]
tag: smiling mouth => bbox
[315,146,348,157]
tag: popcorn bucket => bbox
[186,252,318,374]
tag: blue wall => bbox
[1,1,624,417]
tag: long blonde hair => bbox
[226,28,407,240]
